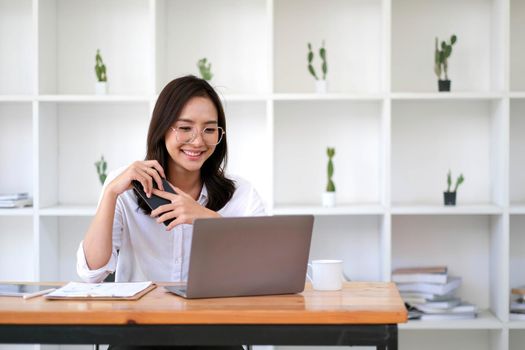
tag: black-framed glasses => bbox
[170,125,225,146]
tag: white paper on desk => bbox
[45,281,153,298]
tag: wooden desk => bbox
[0,282,407,349]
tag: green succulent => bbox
[307,41,328,80]
[95,155,108,185]
[434,35,457,80]
[95,49,107,82]
[326,147,335,192]
[446,170,464,193]
[197,58,213,81]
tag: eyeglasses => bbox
[170,125,225,146]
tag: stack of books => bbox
[0,193,32,208]
[510,286,525,321]
[392,266,477,321]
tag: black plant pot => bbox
[443,191,456,206]
[438,79,451,92]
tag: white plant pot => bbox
[322,192,336,207]
[95,81,108,95]
[315,80,328,94]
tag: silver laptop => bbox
[165,215,314,299]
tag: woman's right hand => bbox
[106,160,166,198]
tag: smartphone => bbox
[132,178,177,226]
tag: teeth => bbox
[183,150,202,157]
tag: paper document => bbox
[45,281,154,299]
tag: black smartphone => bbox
[132,178,177,226]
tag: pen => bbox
[23,288,56,300]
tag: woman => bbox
[76,75,265,349]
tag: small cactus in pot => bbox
[434,35,457,92]
[322,147,336,207]
[94,49,108,94]
[95,155,108,185]
[307,41,328,93]
[444,170,464,206]
[197,58,213,81]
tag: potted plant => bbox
[444,170,464,205]
[95,155,108,185]
[322,147,336,207]
[95,49,108,94]
[307,41,328,93]
[434,35,457,92]
[197,58,213,81]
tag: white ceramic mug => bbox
[306,259,345,291]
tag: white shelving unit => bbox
[0,0,524,349]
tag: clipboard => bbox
[45,282,156,301]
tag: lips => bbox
[181,149,205,160]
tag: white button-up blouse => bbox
[76,167,266,283]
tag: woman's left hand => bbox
[150,183,221,231]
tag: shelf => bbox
[510,100,525,204]
[0,216,34,281]
[38,0,151,95]
[391,100,498,204]
[274,101,382,205]
[391,92,504,101]
[273,0,382,94]
[35,93,388,103]
[0,95,34,103]
[0,104,33,197]
[510,92,525,99]
[38,95,153,103]
[1,93,387,103]
[393,215,499,313]
[510,218,525,317]
[392,0,499,92]
[38,102,150,205]
[272,204,384,216]
[39,205,96,217]
[0,208,33,216]
[508,318,525,329]
[219,94,269,102]
[0,0,33,95]
[155,0,268,95]
[150,93,269,103]
[511,0,525,91]
[399,310,502,330]
[1,94,270,104]
[391,205,503,215]
[273,93,384,101]
[510,206,525,215]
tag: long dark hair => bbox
[136,75,235,213]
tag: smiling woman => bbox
[76,75,266,350]
[138,76,236,220]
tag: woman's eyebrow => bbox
[177,118,218,125]
[177,118,194,123]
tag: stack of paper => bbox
[0,193,32,208]
[45,281,155,300]
[393,266,477,321]
[510,286,525,321]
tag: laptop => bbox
[165,215,314,299]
